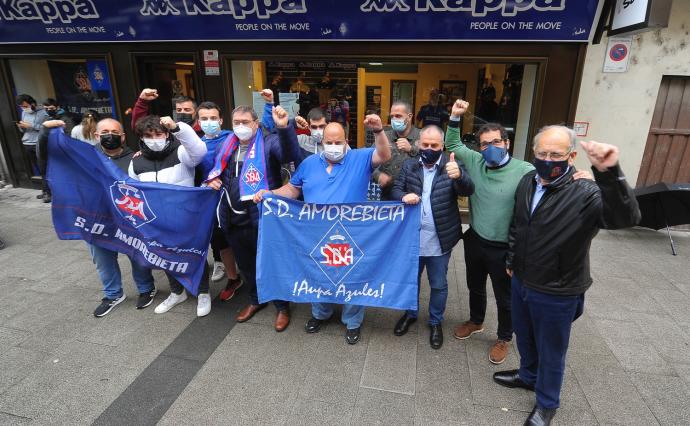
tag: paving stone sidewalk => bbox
[1,186,689,425]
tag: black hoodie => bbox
[96,144,135,174]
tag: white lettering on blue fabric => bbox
[0,0,98,24]
[360,0,566,17]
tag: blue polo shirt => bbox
[290,148,375,203]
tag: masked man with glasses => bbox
[445,100,535,365]
[495,126,640,426]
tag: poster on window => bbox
[47,60,116,120]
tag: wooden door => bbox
[637,76,690,187]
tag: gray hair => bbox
[391,100,413,115]
[532,125,576,151]
[231,105,258,121]
[96,118,123,133]
[419,124,445,142]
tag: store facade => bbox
[0,0,603,187]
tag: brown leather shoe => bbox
[453,320,484,340]
[274,310,290,332]
[489,339,510,364]
[236,304,266,322]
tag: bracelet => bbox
[373,128,384,134]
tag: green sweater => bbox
[445,123,534,243]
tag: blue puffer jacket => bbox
[391,153,474,253]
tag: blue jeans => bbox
[407,251,451,325]
[312,303,365,330]
[89,244,155,299]
[512,275,585,409]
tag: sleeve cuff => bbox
[448,119,461,128]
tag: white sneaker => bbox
[197,293,212,317]
[154,291,188,314]
[211,262,226,282]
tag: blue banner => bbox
[0,1,602,43]
[256,196,421,310]
[46,129,219,295]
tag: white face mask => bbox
[311,129,324,144]
[233,124,254,141]
[143,138,168,152]
[21,107,32,113]
[323,143,346,163]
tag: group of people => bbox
[36,87,640,426]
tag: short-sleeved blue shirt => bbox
[290,147,375,204]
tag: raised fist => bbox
[295,116,308,130]
[139,88,158,101]
[363,114,383,132]
[272,106,289,129]
[396,138,412,153]
[260,89,274,104]
[580,140,619,172]
[451,99,469,118]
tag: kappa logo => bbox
[243,164,264,191]
[110,181,157,228]
[310,221,364,286]
[140,0,180,15]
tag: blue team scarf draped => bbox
[208,128,268,201]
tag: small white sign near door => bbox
[603,36,633,73]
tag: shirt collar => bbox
[534,166,571,188]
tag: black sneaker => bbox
[42,194,51,203]
[36,193,44,199]
[346,327,361,345]
[136,289,157,309]
[94,295,126,317]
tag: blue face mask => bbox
[481,144,508,167]
[533,158,570,182]
[420,148,442,165]
[391,119,407,133]
[200,120,221,136]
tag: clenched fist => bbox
[260,89,274,104]
[446,153,461,180]
[396,138,412,153]
[160,116,176,130]
[451,99,469,118]
[272,106,289,129]
[363,114,383,132]
[402,193,421,205]
[139,88,158,101]
[295,116,308,130]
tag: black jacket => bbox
[391,154,474,254]
[506,165,641,296]
[96,144,134,174]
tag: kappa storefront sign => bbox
[0,0,603,43]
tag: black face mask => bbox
[420,148,442,165]
[174,112,195,125]
[100,134,122,150]
[46,109,57,117]
[533,158,569,182]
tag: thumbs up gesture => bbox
[446,152,461,180]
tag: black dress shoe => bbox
[524,405,556,426]
[393,314,417,336]
[305,316,328,333]
[430,324,443,349]
[346,327,361,345]
[493,370,535,391]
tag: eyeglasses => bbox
[535,150,572,161]
[232,120,255,126]
[96,131,123,136]
[479,139,506,149]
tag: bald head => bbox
[96,118,124,134]
[533,125,575,152]
[323,122,346,142]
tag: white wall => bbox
[574,0,690,183]
[9,60,56,103]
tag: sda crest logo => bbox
[110,181,157,228]
[243,163,264,191]
[310,221,364,286]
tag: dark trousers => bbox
[24,145,40,177]
[464,228,512,340]
[167,262,210,295]
[224,225,288,311]
[37,146,50,195]
[210,219,229,262]
[512,275,585,409]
